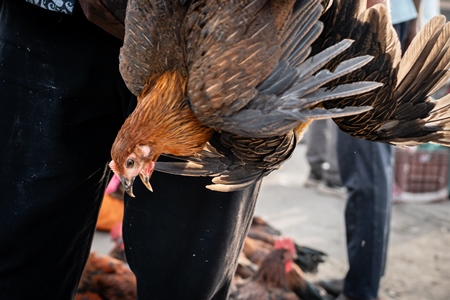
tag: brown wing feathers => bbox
[312,1,450,145]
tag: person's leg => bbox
[0,1,125,298]
[305,120,328,185]
[123,174,261,300]
[323,120,342,187]
[317,120,346,198]
[337,132,393,299]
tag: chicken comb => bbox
[274,236,296,255]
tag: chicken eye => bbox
[126,158,135,169]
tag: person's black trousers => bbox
[336,131,393,300]
[124,174,260,300]
[335,21,409,300]
[0,1,260,299]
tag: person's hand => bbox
[367,0,389,8]
[78,0,127,40]
[366,0,391,17]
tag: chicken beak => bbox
[119,176,136,198]
[139,173,153,192]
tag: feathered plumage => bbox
[312,0,450,145]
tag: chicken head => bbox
[109,144,155,197]
[274,237,297,273]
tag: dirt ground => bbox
[255,144,450,300]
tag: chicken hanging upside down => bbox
[110,0,450,195]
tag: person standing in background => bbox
[317,1,421,300]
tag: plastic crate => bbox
[393,147,449,203]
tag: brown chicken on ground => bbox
[248,216,326,274]
[230,237,300,300]
[238,217,329,299]
[75,252,136,300]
